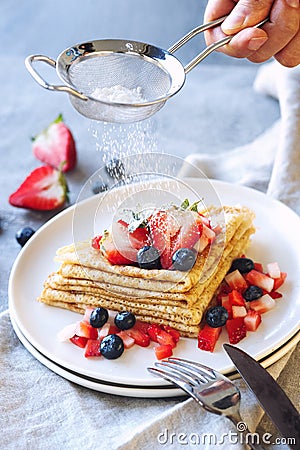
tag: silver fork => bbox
[148,357,265,450]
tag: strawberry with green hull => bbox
[32,114,77,172]
[9,165,69,211]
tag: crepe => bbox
[37,205,255,337]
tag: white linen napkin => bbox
[179,60,300,215]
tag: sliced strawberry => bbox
[125,327,150,347]
[244,310,262,332]
[154,344,173,360]
[70,335,88,348]
[32,114,77,172]
[245,270,274,293]
[226,317,247,344]
[128,226,150,250]
[101,222,138,265]
[273,272,287,291]
[249,294,276,314]
[9,165,68,211]
[84,339,101,357]
[197,325,222,352]
[225,270,248,291]
[228,290,246,307]
[267,262,281,279]
[148,210,173,269]
[155,329,176,348]
[75,321,98,339]
[117,331,136,349]
[92,235,102,250]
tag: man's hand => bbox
[204,0,300,67]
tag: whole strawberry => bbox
[9,165,69,211]
[32,114,77,172]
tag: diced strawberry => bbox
[9,165,68,211]
[244,310,262,332]
[84,339,101,357]
[162,325,181,343]
[57,322,78,342]
[221,296,232,319]
[91,235,102,250]
[197,325,222,352]
[225,270,248,291]
[269,291,283,299]
[32,114,77,172]
[202,223,216,244]
[125,328,150,347]
[249,294,276,314]
[155,329,176,348]
[134,320,150,334]
[70,335,88,348]
[108,324,120,335]
[117,331,135,349]
[232,305,247,318]
[147,323,162,343]
[229,289,246,307]
[267,262,281,279]
[254,262,264,273]
[75,321,98,339]
[154,344,173,360]
[83,307,94,324]
[245,270,274,293]
[98,323,111,339]
[226,317,247,344]
[273,272,287,291]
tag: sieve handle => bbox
[168,16,269,74]
[25,55,88,100]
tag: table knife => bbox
[223,343,300,449]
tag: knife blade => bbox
[223,343,300,449]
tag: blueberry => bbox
[228,257,255,274]
[243,285,263,302]
[91,181,108,195]
[205,306,228,328]
[137,246,161,270]
[100,334,124,359]
[105,158,125,180]
[15,226,35,247]
[114,311,136,330]
[172,248,197,272]
[89,307,109,328]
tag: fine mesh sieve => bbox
[25,16,268,123]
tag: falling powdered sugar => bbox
[91,85,145,104]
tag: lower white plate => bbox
[8,178,300,389]
[10,314,300,398]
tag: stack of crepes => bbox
[38,205,255,338]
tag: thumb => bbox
[221,0,273,33]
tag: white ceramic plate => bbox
[10,315,300,398]
[9,179,300,388]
